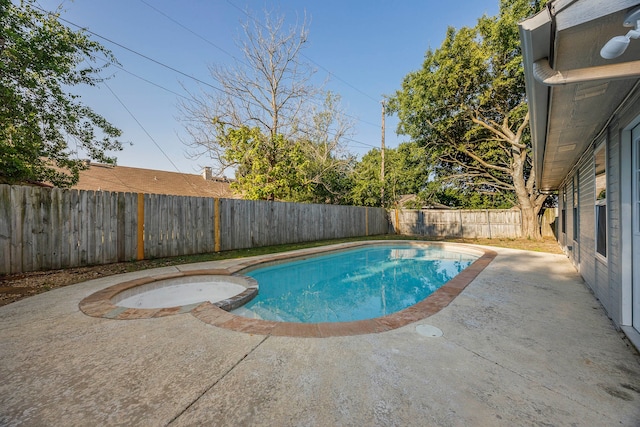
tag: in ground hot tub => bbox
[79,270,258,320]
[113,275,257,309]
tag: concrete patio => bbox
[1,245,639,426]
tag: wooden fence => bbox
[0,185,388,274]
[389,207,557,239]
[0,184,559,274]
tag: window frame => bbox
[595,142,607,260]
[572,174,579,242]
[561,187,567,235]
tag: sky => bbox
[38,0,499,177]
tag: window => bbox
[561,188,566,234]
[573,174,579,242]
[595,145,607,257]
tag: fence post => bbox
[214,198,221,252]
[136,193,144,260]
[486,209,492,239]
[365,207,369,236]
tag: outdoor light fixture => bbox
[600,6,640,59]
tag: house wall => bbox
[579,149,597,297]
[557,90,640,328]
[607,118,623,325]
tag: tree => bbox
[388,0,548,238]
[181,9,335,201]
[296,92,355,204]
[350,142,430,207]
[0,0,122,187]
[419,180,516,209]
[218,124,310,200]
[384,142,430,205]
[349,149,383,207]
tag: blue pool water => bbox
[232,245,478,323]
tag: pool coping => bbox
[79,241,497,337]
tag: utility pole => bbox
[380,100,386,207]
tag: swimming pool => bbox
[232,244,478,323]
[80,241,496,336]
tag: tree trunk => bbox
[512,151,545,240]
[520,203,541,240]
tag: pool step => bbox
[232,305,300,323]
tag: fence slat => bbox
[0,185,11,273]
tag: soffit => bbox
[540,6,640,191]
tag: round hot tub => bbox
[79,269,258,320]
[113,275,256,309]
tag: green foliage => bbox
[350,141,430,208]
[0,0,122,187]
[294,92,355,204]
[182,9,354,204]
[350,149,383,207]
[296,161,354,205]
[387,0,550,238]
[215,91,355,203]
[219,125,309,201]
[419,180,516,209]
[388,0,547,200]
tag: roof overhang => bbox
[519,0,640,192]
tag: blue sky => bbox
[40,0,499,176]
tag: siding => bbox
[562,141,606,312]
[566,176,578,264]
[558,91,640,328]
[607,119,622,324]
[579,151,598,301]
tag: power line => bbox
[102,80,208,194]
[94,56,190,100]
[102,82,186,177]
[344,138,379,150]
[53,6,378,132]
[225,0,380,104]
[36,4,382,156]
[108,54,380,150]
[138,0,240,64]
[101,51,380,151]
[38,7,229,96]
[136,0,381,130]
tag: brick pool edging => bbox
[79,241,497,337]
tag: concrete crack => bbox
[447,338,612,419]
[166,334,270,426]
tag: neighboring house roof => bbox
[396,194,451,209]
[71,163,238,198]
[519,0,640,192]
[397,194,418,206]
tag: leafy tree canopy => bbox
[388,0,548,238]
[181,11,354,203]
[0,0,122,187]
[220,124,310,200]
[350,141,430,208]
[419,180,516,209]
